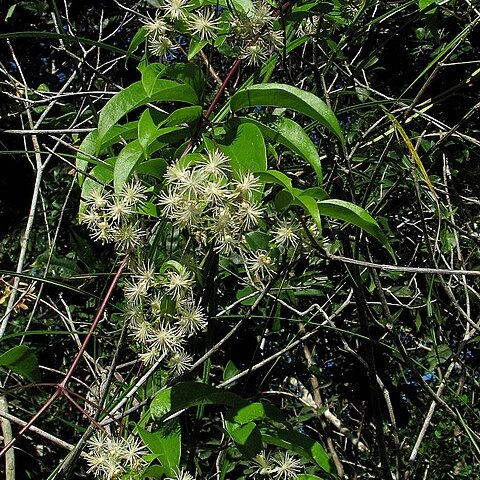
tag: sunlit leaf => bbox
[230,83,344,145]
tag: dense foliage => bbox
[1,1,479,479]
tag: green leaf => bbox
[147,79,199,106]
[230,0,254,14]
[151,382,246,420]
[114,139,143,192]
[419,0,438,13]
[114,127,188,191]
[263,428,333,473]
[236,115,324,184]
[317,199,394,257]
[229,83,344,145]
[292,190,322,232]
[216,122,267,177]
[136,158,168,179]
[188,37,208,60]
[256,170,293,190]
[0,345,40,382]
[256,171,323,231]
[138,109,159,153]
[162,63,205,99]
[226,402,286,426]
[97,82,150,146]
[97,80,198,148]
[76,130,98,185]
[161,105,203,128]
[126,26,147,59]
[77,124,140,182]
[301,187,328,200]
[142,465,166,478]
[426,343,452,370]
[227,422,263,457]
[141,63,166,96]
[137,424,181,477]
[245,231,270,251]
[223,360,240,382]
[275,190,294,210]
[5,4,17,21]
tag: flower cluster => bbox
[80,181,147,254]
[166,468,196,480]
[143,1,219,59]
[158,149,265,257]
[296,15,320,37]
[80,179,202,374]
[229,1,284,66]
[123,260,204,372]
[84,431,146,480]
[142,0,283,66]
[250,450,303,479]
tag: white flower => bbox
[165,162,190,184]
[174,200,203,229]
[139,346,162,365]
[245,250,275,278]
[265,29,284,50]
[148,321,184,353]
[124,304,145,323]
[202,180,231,205]
[108,196,134,223]
[177,300,207,334]
[85,186,112,210]
[113,223,145,252]
[198,149,231,178]
[134,260,158,290]
[213,231,238,255]
[85,432,146,479]
[272,221,299,248]
[132,320,153,344]
[237,200,263,230]
[89,220,113,244]
[85,452,124,480]
[167,351,193,376]
[272,452,302,479]
[212,206,233,234]
[121,180,147,206]
[251,0,274,30]
[149,291,165,316]
[166,467,196,480]
[241,43,268,66]
[234,172,261,199]
[148,35,177,60]
[177,169,207,199]
[251,450,275,477]
[158,186,183,219]
[188,9,219,41]
[163,268,194,301]
[143,12,169,39]
[79,208,101,229]
[124,278,149,304]
[123,436,147,469]
[162,0,191,20]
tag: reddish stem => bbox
[59,257,127,388]
[204,57,242,120]
[0,257,127,457]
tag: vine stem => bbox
[0,257,128,458]
[204,57,242,120]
